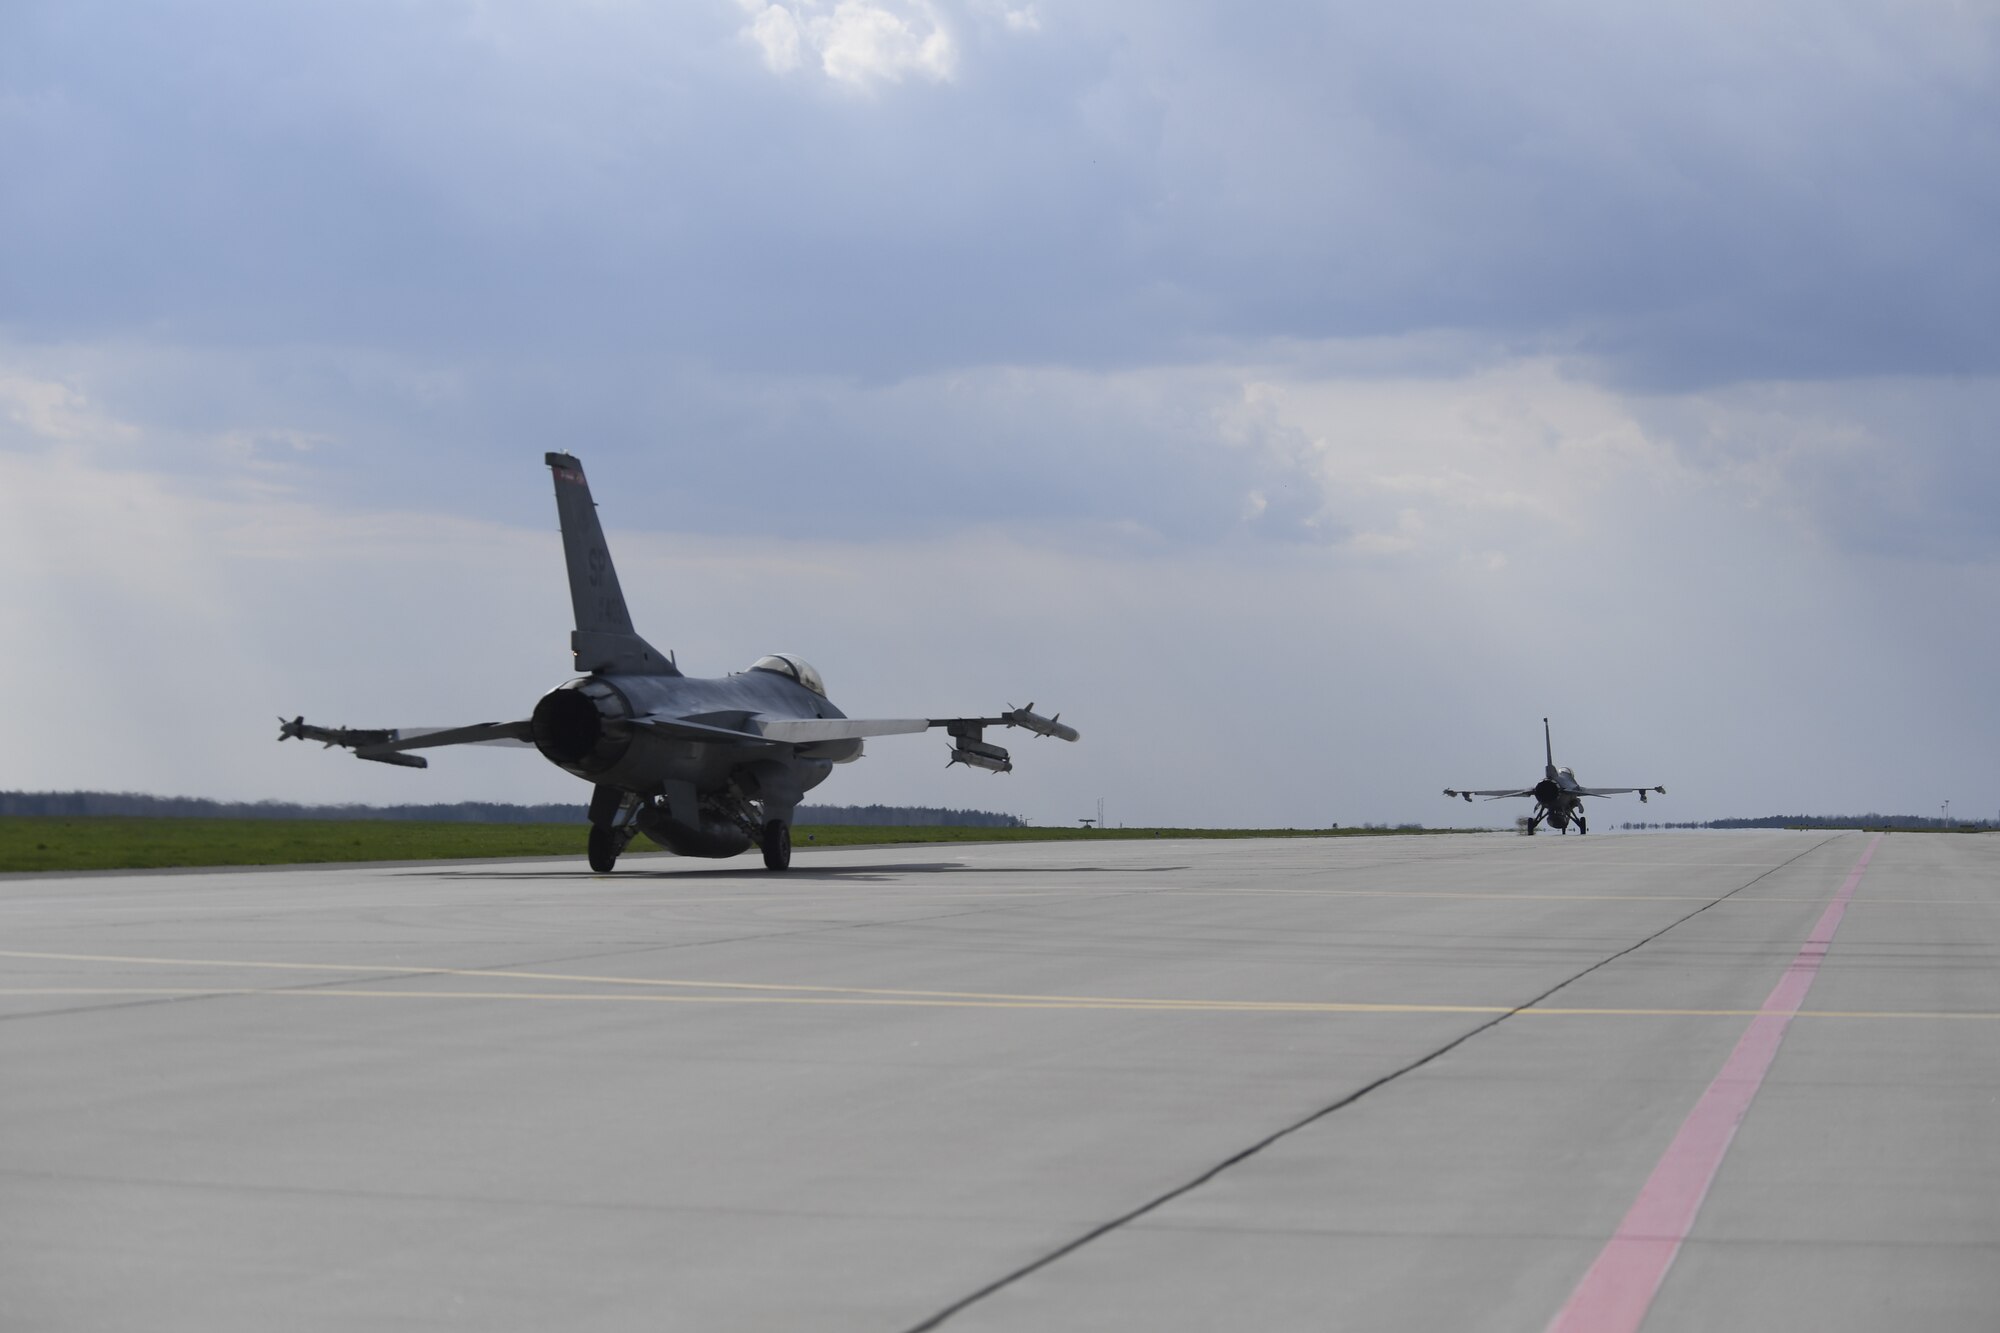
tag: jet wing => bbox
[751,705,1080,745]
[746,705,1079,774]
[1443,787,1536,799]
[633,716,784,749]
[748,718,931,742]
[278,717,534,769]
[385,722,537,749]
[1576,786,1668,798]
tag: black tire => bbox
[1577,816,1589,835]
[761,820,791,871]
[587,824,620,873]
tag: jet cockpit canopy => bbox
[748,653,827,698]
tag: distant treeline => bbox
[794,804,1025,828]
[0,791,588,823]
[0,791,1025,828]
[1705,814,1996,831]
[1618,814,1997,831]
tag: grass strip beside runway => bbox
[0,816,1459,872]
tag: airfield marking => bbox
[1123,887,1987,904]
[0,934,1986,1019]
[2,944,1976,1018]
[1547,832,1883,1333]
[3,985,2000,1021]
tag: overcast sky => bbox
[4,0,1997,828]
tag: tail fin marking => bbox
[545,452,678,676]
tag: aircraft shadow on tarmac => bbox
[412,862,1191,883]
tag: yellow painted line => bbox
[4,986,2000,1021]
[1143,889,1798,903]
[0,986,1500,1012]
[11,950,2000,1022]
[1146,888,2000,905]
[0,948,1507,1010]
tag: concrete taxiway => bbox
[4,831,1998,1331]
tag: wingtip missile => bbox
[1002,703,1080,743]
[278,716,404,756]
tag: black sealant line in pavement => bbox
[901,833,1846,1332]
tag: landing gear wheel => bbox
[1577,815,1588,835]
[761,820,792,871]
[587,824,621,873]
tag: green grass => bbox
[0,817,591,872]
[0,816,1465,873]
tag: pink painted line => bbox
[1547,833,1883,1333]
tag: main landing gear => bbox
[761,819,792,871]
[587,784,641,873]
[587,822,638,872]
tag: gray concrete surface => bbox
[3,831,1996,1331]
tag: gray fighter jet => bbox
[282,452,1078,871]
[1443,718,1664,835]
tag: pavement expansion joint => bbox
[900,834,1848,1331]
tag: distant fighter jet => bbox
[1443,719,1664,835]
[282,453,1078,871]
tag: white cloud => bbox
[5,342,1997,825]
[738,3,804,73]
[736,0,960,90]
[820,2,955,88]
[0,374,134,445]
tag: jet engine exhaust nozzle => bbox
[530,679,633,775]
[1533,779,1562,806]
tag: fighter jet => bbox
[282,452,1078,872]
[1443,719,1664,835]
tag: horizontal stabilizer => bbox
[357,750,428,769]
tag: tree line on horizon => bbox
[1621,814,1996,831]
[0,791,1025,828]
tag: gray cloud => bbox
[7,1,1995,388]
[5,1,1999,823]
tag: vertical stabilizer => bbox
[1543,717,1556,780]
[545,453,678,676]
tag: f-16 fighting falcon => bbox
[1443,718,1664,835]
[282,453,1078,872]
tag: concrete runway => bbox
[4,830,1998,1331]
